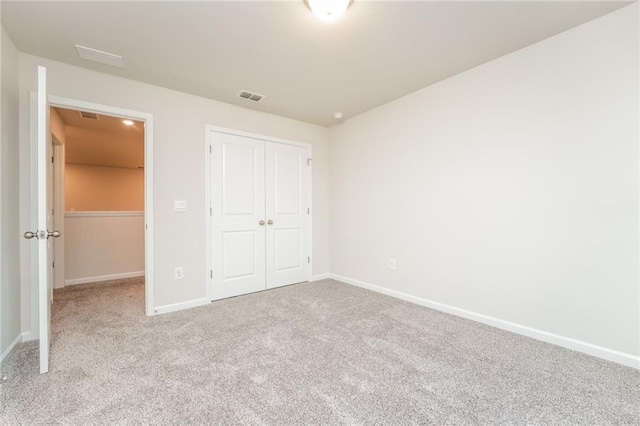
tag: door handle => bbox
[47,230,61,239]
[24,231,38,239]
[259,220,265,226]
[267,220,274,225]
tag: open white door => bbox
[24,66,57,374]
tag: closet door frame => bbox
[205,125,313,302]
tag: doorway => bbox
[46,96,155,316]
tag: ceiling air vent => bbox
[79,111,99,120]
[237,90,266,103]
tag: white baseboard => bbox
[21,331,34,342]
[311,273,330,281]
[330,273,640,370]
[65,271,145,286]
[153,297,210,316]
[0,333,23,364]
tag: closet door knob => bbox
[259,220,265,226]
[267,220,273,225]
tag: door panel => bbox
[36,66,51,374]
[222,231,257,280]
[223,144,258,215]
[275,228,301,271]
[211,133,265,300]
[274,152,301,215]
[266,142,311,288]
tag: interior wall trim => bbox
[0,333,23,365]
[65,271,145,287]
[65,211,143,218]
[330,274,640,369]
[311,273,330,281]
[154,297,210,315]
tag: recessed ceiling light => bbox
[75,44,124,68]
[122,119,134,126]
[333,112,344,120]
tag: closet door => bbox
[265,142,311,289]
[211,133,266,300]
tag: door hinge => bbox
[210,207,212,216]
[209,145,212,153]
[51,156,54,163]
[307,208,310,215]
[51,208,54,216]
[307,256,310,264]
[52,261,55,268]
[307,158,312,166]
[210,270,213,279]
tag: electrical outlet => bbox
[174,267,184,280]
[388,258,396,270]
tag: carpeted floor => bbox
[0,278,638,425]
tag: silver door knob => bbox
[48,230,61,239]
[267,220,273,225]
[24,231,37,239]
[259,220,265,226]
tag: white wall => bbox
[19,54,330,336]
[1,25,22,361]
[329,5,639,366]
[64,213,144,285]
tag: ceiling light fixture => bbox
[122,119,134,126]
[333,112,344,120]
[305,0,353,22]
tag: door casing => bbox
[27,93,156,334]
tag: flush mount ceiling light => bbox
[122,119,134,126]
[305,0,353,22]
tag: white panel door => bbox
[26,66,54,374]
[265,142,311,289]
[211,133,266,300]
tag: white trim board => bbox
[0,334,23,365]
[154,297,210,315]
[65,271,145,287]
[65,211,143,218]
[205,125,312,149]
[330,274,640,369]
[311,273,330,281]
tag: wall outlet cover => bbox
[174,267,184,280]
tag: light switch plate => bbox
[174,200,187,212]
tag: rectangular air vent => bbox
[75,44,124,68]
[237,90,266,103]
[79,111,99,120]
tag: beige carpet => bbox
[1,278,638,425]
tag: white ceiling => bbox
[55,107,144,169]
[3,1,632,127]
